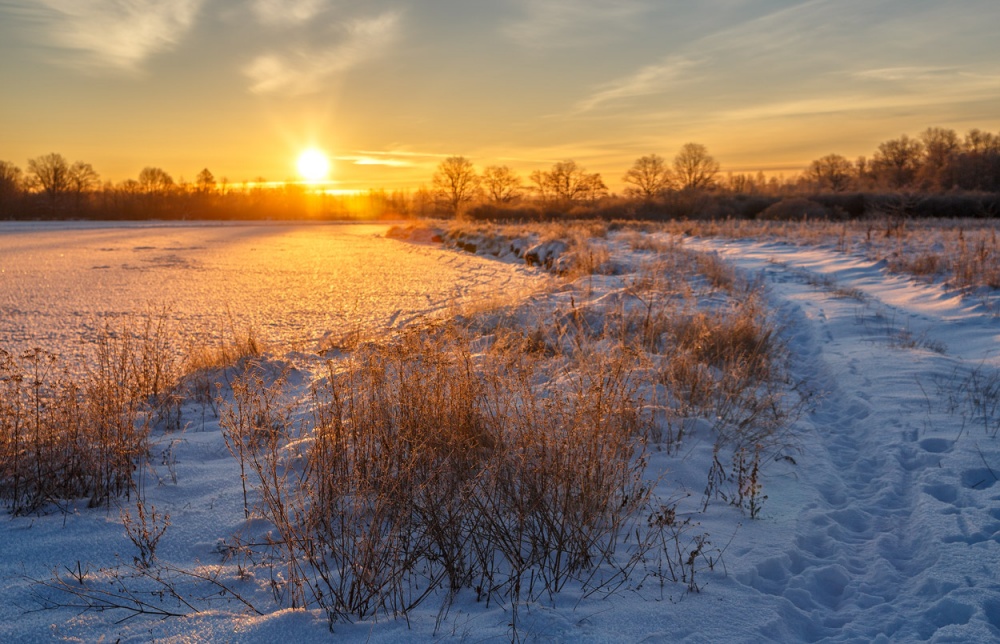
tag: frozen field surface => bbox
[0,221,542,361]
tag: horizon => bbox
[2,1,998,191]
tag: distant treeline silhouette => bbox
[2,126,998,221]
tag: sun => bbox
[296,148,330,183]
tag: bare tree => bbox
[195,168,216,193]
[917,127,959,189]
[872,135,923,189]
[28,153,71,208]
[957,129,1000,190]
[673,143,719,190]
[138,167,175,196]
[481,165,523,203]
[432,156,480,216]
[529,160,607,205]
[0,161,23,214]
[622,154,672,200]
[807,154,854,192]
[67,161,100,212]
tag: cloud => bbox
[338,149,454,168]
[852,66,959,83]
[571,1,826,113]
[252,0,328,27]
[503,0,645,48]
[244,11,401,95]
[337,155,413,168]
[574,56,700,113]
[714,73,1000,122]
[32,0,203,72]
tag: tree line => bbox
[2,126,999,221]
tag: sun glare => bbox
[297,148,330,183]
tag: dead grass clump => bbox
[184,321,265,373]
[692,251,739,292]
[216,325,659,627]
[562,237,614,277]
[1,315,180,513]
[669,303,774,380]
[620,230,674,253]
[896,252,943,278]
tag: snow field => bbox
[1,222,999,641]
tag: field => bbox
[2,219,999,642]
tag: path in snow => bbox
[686,238,1000,641]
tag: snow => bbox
[0,221,544,368]
[2,222,1000,641]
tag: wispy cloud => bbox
[503,0,645,48]
[252,0,328,27]
[244,11,401,95]
[715,71,1000,122]
[572,1,825,113]
[574,56,700,113]
[33,0,203,72]
[337,155,413,168]
[852,66,959,83]
[339,149,453,168]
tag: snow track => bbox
[689,238,1000,642]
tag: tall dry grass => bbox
[0,312,268,514]
[0,315,177,513]
[218,327,658,627]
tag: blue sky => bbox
[2,0,998,190]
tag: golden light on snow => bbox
[296,148,331,183]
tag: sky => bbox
[1,0,999,192]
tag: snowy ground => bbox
[0,221,543,365]
[2,223,999,641]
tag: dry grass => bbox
[10,224,802,633]
[218,326,659,627]
[222,238,792,624]
[0,311,271,514]
[0,315,178,513]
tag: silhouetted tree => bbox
[872,135,923,189]
[0,161,23,216]
[432,156,480,216]
[673,143,719,190]
[67,161,100,212]
[138,167,175,195]
[955,129,1000,191]
[481,165,523,203]
[808,154,854,192]
[918,127,960,189]
[195,168,216,193]
[530,160,607,205]
[623,154,672,200]
[28,153,71,209]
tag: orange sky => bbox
[2,1,999,192]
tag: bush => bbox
[756,197,830,221]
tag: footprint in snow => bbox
[960,468,998,490]
[919,438,952,454]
